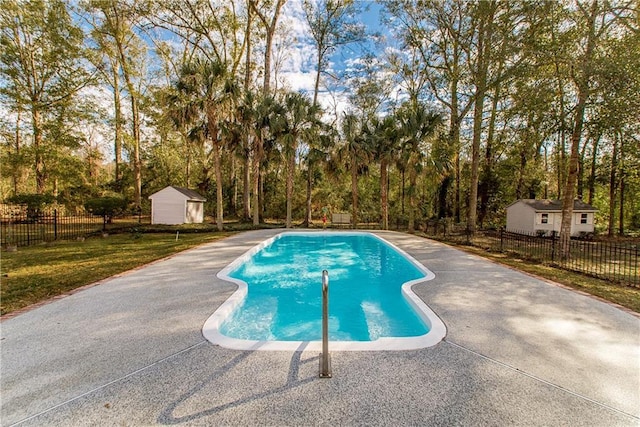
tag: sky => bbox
[276,0,393,119]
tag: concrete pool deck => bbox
[1,229,639,426]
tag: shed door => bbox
[153,200,185,224]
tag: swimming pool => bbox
[202,231,446,351]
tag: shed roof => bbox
[510,199,597,212]
[149,186,206,201]
[171,186,206,201]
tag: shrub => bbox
[7,194,55,221]
[85,196,128,225]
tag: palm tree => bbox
[173,57,238,231]
[365,114,402,230]
[397,102,442,232]
[336,113,369,228]
[276,92,321,228]
[246,92,281,226]
[301,123,333,227]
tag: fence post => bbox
[551,231,557,262]
[630,244,640,286]
[54,209,58,240]
[500,227,504,252]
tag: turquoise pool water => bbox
[203,231,446,351]
[219,233,428,341]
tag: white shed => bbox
[506,199,597,236]
[148,186,207,225]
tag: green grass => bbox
[1,231,234,315]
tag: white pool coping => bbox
[202,231,447,351]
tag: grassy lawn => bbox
[436,240,640,314]
[1,231,234,316]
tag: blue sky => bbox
[278,0,395,117]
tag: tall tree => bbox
[85,1,148,206]
[275,92,320,228]
[248,93,281,225]
[250,0,287,95]
[397,102,442,232]
[467,0,497,234]
[365,115,402,230]
[1,0,90,195]
[303,0,364,107]
[301,0,364,226]
[384,0,476,222]
[336,113,369,228]
[85,0,139,191]
[559,0,600,258]
[173,58,238,231]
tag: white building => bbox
[506,199,597,236]
[148,186,207,225]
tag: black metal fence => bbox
[487,229,638,286]
[424,221,639,287]
[1,208,107,247]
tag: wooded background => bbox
[1,0,638,236]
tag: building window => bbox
[580,213,588,224]
[541,213,549,224]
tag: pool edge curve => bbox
[202,231,447,351]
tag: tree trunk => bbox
[618,134,625,236]
[113,64,123,186]
[230,155,237,215]
[381,158,389,230]
[351,161,359,228]
[243,151,251,221]
[619,172,625,236]
[401,169,405,216]
[252,129,263,226]
[438,175,452,219]
[587,132,600,205]
[213,141,224,231]
[33,107,46,194]
[111,3,142,208]
[313,56,322,108]
[13,109,22,195]
[131,95,142,208]
[259,169,265,222]
[408,162,417,232]
[252,0,286,96]
[468,92,484,234]
[467,1,494,235]
[252,148,260,226]
[478,39,504,227]
[450,85,461,223]
[577,134,589,199]
[286,145,296,228]
[551,9,568,201]
[607,134,618,237]
[516,149,527,199]
[243,2,253,222]
[559,0,598,259]
[116,62,141,208]
[244,1,253,90]
[304,165,313,227]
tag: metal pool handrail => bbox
[319,270,332,378]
